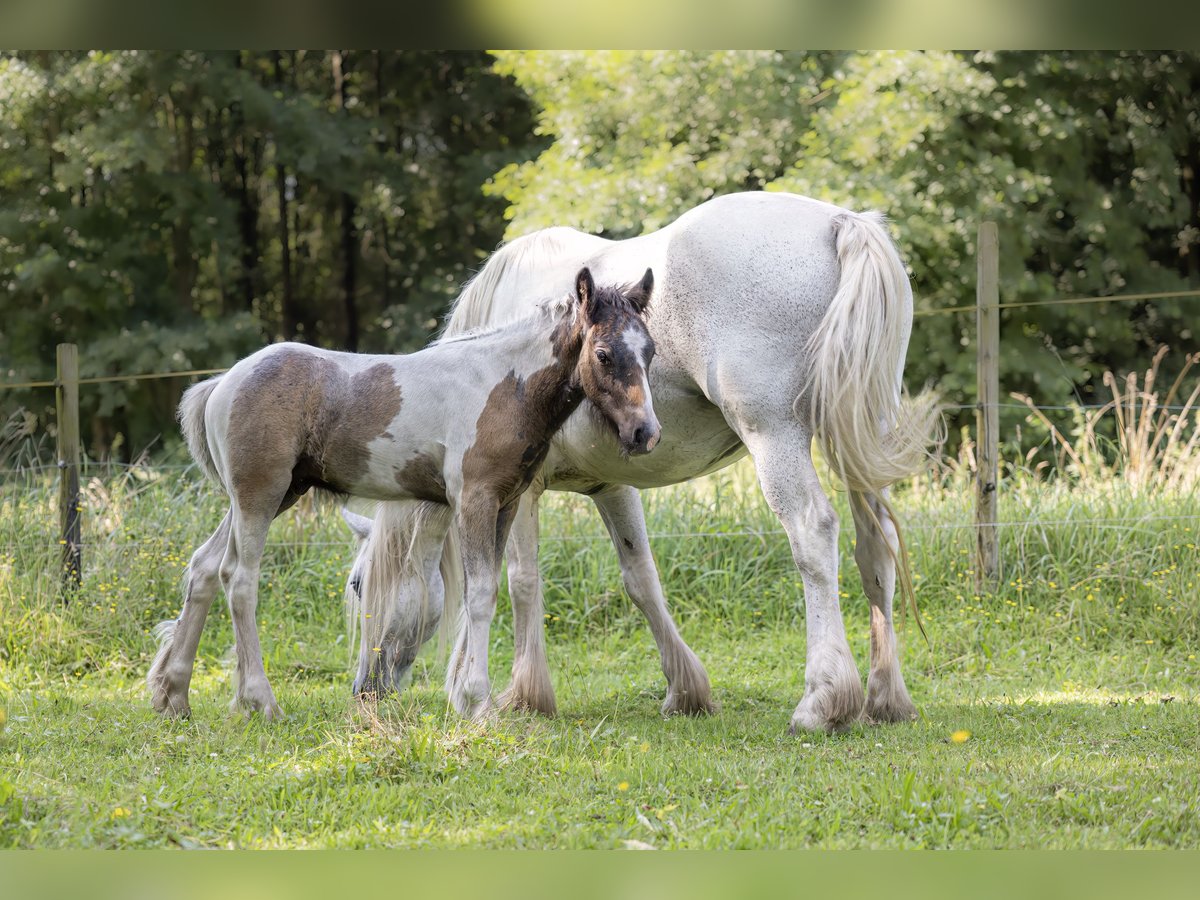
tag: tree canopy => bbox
[1,51,1197,458]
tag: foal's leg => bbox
[591,485,714,715]
[740,424,864,733]
[446,494,515,720]
[850,490,918,723]
[221,492,288,720]
[147,511,232,716]
[497,488,558,715]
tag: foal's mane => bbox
[432,293,577,347]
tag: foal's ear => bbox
[341,507,373,543]
[575,267,597,319]
[625,268,654,314]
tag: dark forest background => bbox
[1,51,1197,459]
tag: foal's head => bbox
[573,267,661,456]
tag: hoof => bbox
[497,661,557,717]
[152,696,191,719]
[498,686,557,717]
[150,683,191,719]
[788,643,865,734]
[231,692,284,722]
[864,684,918,724]
[661,687,717,717]
[462,696,495,723]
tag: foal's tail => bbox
[179,376,223,487]
[799,211,940,494]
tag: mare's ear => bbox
[576,267,598,320]
[626,268,654,313]
[341,507,373,543]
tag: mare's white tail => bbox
[799,211,940,494]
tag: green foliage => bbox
[0,51,539,456]
[2,51,1198,460]
[488,50,828,236]
[489,51,1200,437]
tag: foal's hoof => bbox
[661,685,718,717]
[152,697,192,719]
[150,686,192,719]
[231,696,285,722]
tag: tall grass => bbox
[1,350,1196,685]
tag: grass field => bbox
[1,450,1198,848]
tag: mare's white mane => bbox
[441,226,604,339]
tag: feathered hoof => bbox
[497,661,557,717]
[661,686,718,717]
[231,685,285,722]
[864,674,919,724]
[497,685,557,718]
[150,689,191,719]
[788,645,865,734]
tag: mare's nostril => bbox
[632,426,645,447]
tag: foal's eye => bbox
[595,348,611,366]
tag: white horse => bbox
[348,191,939,733]
[147,269,660,720]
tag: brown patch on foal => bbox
[228,348,402,509]
[395,451,448,503]
[460,317,586,509]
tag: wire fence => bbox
[4,513,1199,559]
[2,287,1198,394]
[2,270,1198,591]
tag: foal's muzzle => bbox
[620,415,662,456]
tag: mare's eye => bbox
[595,348,611,366]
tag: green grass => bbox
[1,458,1198,848]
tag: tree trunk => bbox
[374,50,392,315]
[169,88,198,315]
[274,51,297,339]
[334,50,360,351]
[232,51,261,314]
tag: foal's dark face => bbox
[575,267,661,456]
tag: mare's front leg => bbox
[497,487,558,716]
[446,491,517,720]
[591,485,714,715]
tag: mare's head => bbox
[573,267,661,456]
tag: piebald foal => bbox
[147,268,659,720]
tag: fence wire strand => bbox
[2,287,1197,393]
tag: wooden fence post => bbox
[56,343,82,594]
[975,223,1000,588]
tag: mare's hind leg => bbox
[738,423,864,733]
[221,488,290,720]
[497,488,558,716]
[850,490,917,723]
[147,511,232,717]
[591,485,714,715]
